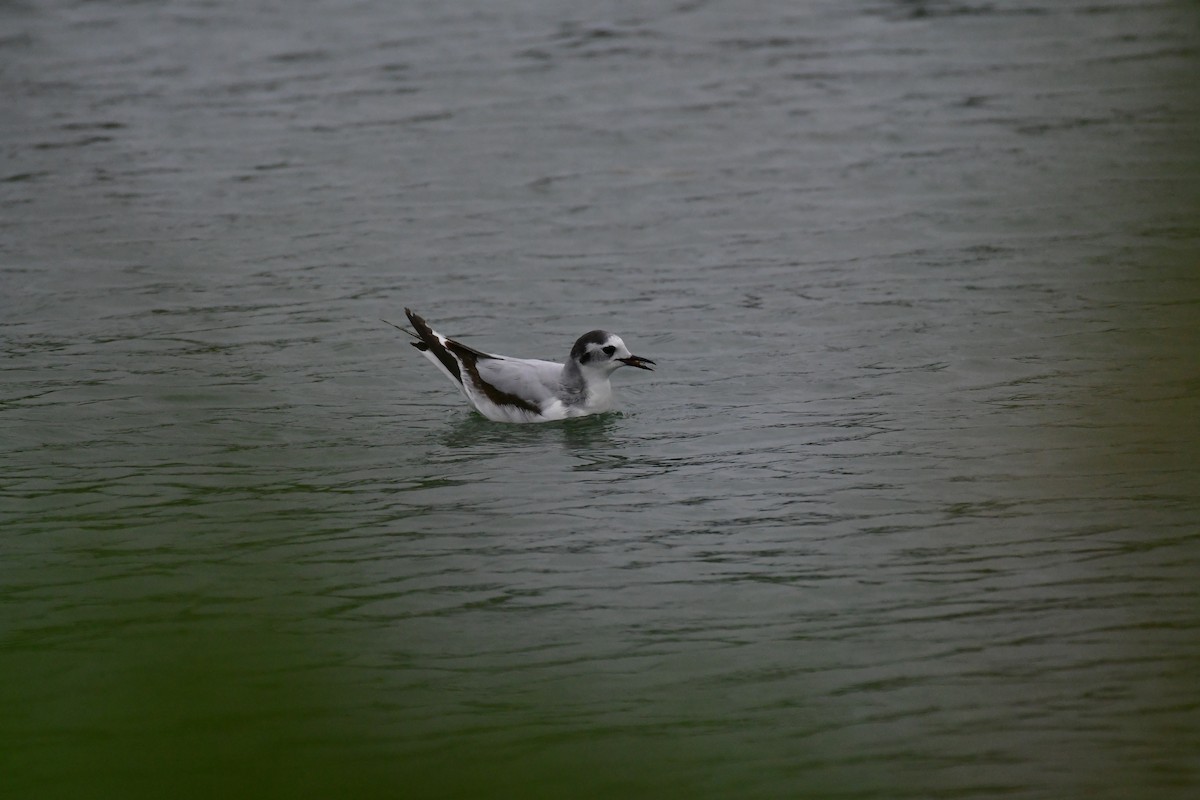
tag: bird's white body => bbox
[397,309,654,423]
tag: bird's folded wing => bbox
[472,358,562,410]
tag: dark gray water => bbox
[3,1,1199,797]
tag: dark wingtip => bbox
[401,308,464,383]
[383,318,421,341]
[405,308,438,342]
[395,311,433,352]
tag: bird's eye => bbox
[602,345,616,356]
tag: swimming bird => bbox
[390,308,654,423]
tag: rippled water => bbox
[3,1,1199,797]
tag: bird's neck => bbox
[558,361,611,407]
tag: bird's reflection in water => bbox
[438,409,622,454]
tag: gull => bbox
[389,308,654,423]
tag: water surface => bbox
[2,1,1199,797]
